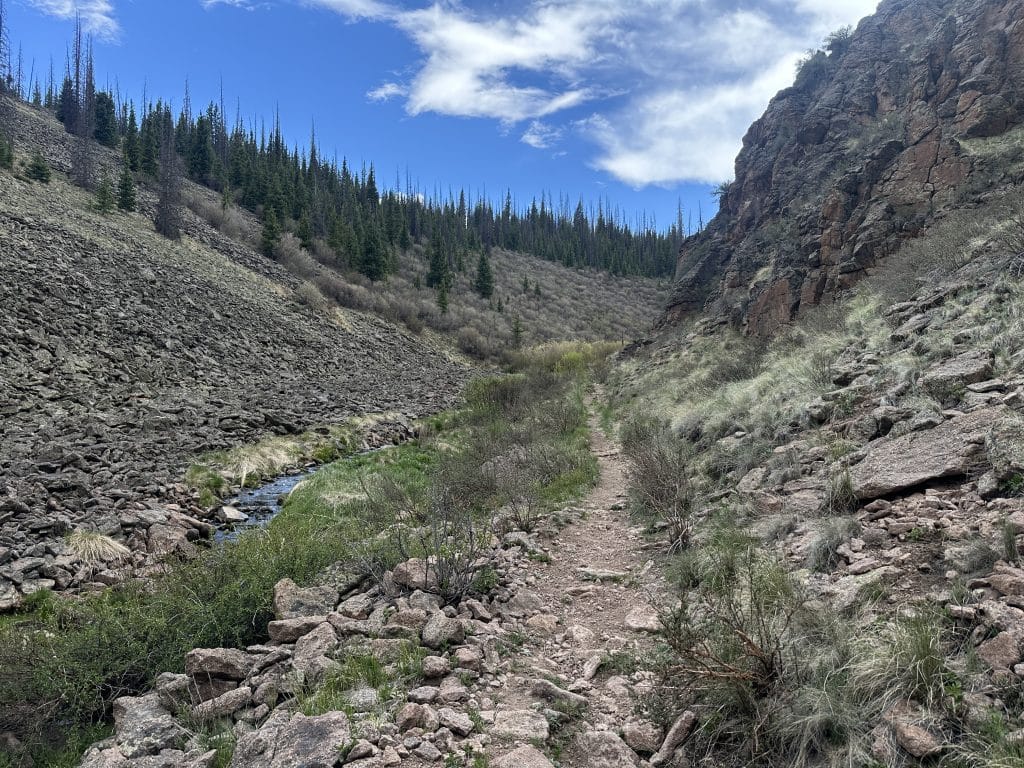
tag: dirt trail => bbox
[485,401,668,765]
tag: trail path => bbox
[484,399,669,767]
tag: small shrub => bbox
[24,151,51,183]
[621,414,694,552]
[806,517,860,573]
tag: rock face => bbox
[665,0,1024,335]
[229,711,351,768]
[0,99,468,605]
[850,408,999,500]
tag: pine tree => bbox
[123,106,140,172]
[25,151,50,183]
[426,231,448,288]
[261,208,280,258]
[474,250,494,299]
[522,275,529,293]
[93,91,118,147]
[94,176,114,214]
[56,76,75,129]
[361,221,389,282]
[437,279,449,314]
[154,116,182,239]
[117,164,136,212]
[512,314,523,348]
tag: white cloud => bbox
[521,120,562,149]
[367,81,407,102]
[582,54,802,186]
[28,0,120,39]
[216,0,883,186]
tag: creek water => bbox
[213,468,318,543]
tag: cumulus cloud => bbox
[28,0,120,39]
[220,0,883,186]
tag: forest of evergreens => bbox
[0,8,687,288]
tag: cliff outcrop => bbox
[667,0,1024,334]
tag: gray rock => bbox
[272,578,337,620]
[491,709,549,742]
[851,409,1001,500]
[574,731,641,767]
[421,612,465,649]
[492,745,555,768]
[229,710,351,768]
[112,693,187,758]
[185,648,253,680]
[530,678,588,707]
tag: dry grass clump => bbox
[66,530,131,565]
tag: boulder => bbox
[492,745,555,768]
[192,686,252,722]
[230,710,351,768]
[421,612,464,649]
[893,721,943,758]
[272,578,337,620]
[624,604,661,633]
[185,648,253,681]
[491,709,549,742]
[112,693,187,758]
[437,707,475,737]
[574,731,641,767]
[850,409,999,500]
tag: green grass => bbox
[0,341,612,766]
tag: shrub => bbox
[66,530,131,565]
[24,151,51,183]
[806,517,860,573]
[621,414,694,552]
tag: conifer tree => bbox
[93,91,118,147]
[261,208,280,258]
[25,151,50,182]
[117,163,136,211]
[437,279,449,314]
[94,176,114,214]
[123,106,140,172]
[512,315,523,348]
[361,221,389,282]
[426,231,448,288]
[475,249,494,299]
[154,116,182,239]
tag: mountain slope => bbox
[667,0,1024,335]
[0,98,470,607]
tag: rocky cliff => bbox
[0,100,468,608]
[667,0,1024,334]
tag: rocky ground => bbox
[0,100,469,610]
[76,411,689,768]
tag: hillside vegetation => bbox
[607,184,1024,766]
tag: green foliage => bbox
[24,150,50,182]
[93,91,118,147]
[94,175,114,214]
[117,164,136,212]
[261,208,280,258]
[475,249,494,298]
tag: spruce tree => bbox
[512,315,523,348]
[361,221,388,282]
[25,151,50,183]
[426,231,448,288]
[94,176,114,214]
[117,164,136,212]
[437,279,449,314]
[261,208,280,258]
[93,91,118,147]
[123,106,140,172]
[475,250,494,299]
[154,117,183,239]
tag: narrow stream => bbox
[213,467,318,542]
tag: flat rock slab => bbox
[230,710,351,768]
[491,709,550,742]
[850,408,1001,500]
[492,745,555,768]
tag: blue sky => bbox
[7,0,878,231]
